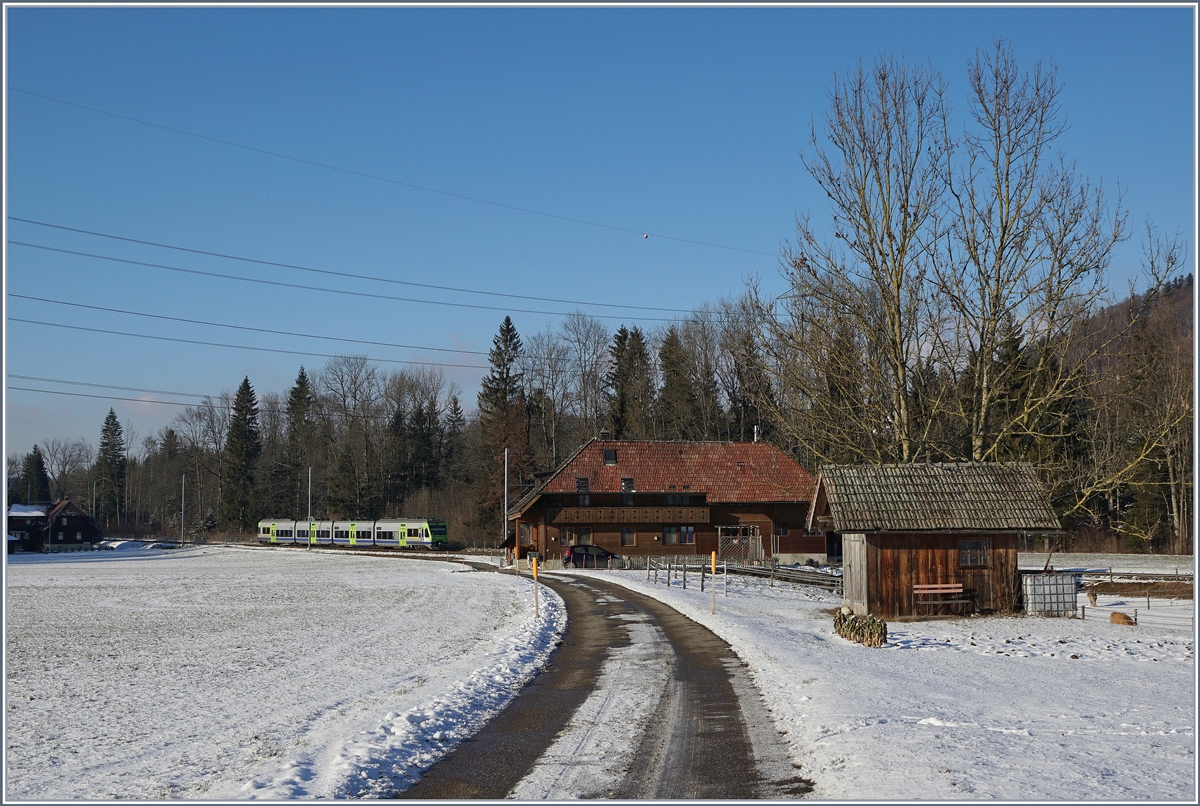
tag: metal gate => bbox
[718,525,763,564]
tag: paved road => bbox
[399,570,811,799]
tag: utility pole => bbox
[307,467,312,521]
[181,474,186,546]
[503,448,509,567]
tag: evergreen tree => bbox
[441,393,468,483]
[476,317,531,523]
[221,377,262,531]
[19,446,53,504]
[608,326,655,439]
[95,409,127,526]
[285,367,315,516]
[657,326,698,440]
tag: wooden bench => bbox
[913,583,974,615]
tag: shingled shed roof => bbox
[510,439,815,517]
[810,462,1062,533]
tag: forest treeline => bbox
[8,43,1194,552]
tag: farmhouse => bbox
[808,462,1061,618]
[6,500,104,552]
[508,436,819,564]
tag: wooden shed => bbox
[807,463,1061,618]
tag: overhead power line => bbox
[9,380,464,424]
[9,294,490,356]
[9,87,778,257]
[8,318,492,370]
[9,240,678,322]
[11,374,211,399]
[8,217,694,313]
[8,386,203,409]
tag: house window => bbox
[575,477,590,492]
[663,526,679,545]
[960,539,989,568]
[681,526,695,544]
[621,527,637,547]
[666,494,690,506]
[565,527,592,546]
[603,449,618,465]
[577,494,590,507]
[621,493,635,507]
[518,522,532,546]
[621,477,635,492]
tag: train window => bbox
[261,527,270,535]
[408,528,419,538]
[318,530,330,538]
[379,531,394,540]
[280,530,292,537]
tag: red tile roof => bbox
[532,439,815,504]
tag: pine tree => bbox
[221,377,262,531]
[441,393,467,483]
[657,327,698,440]
[608,326,655,439]
[20,446,52,504]
[285,367,315,516]
[95,409,127,526]
[476,317,530,523]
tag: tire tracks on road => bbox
[398,570,811,799]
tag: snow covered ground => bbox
[4,546,565,800]
[1020,552,1196,576]
[5,545,1194,801]
[557,567,1196,801]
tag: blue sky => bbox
[4,4,1195,459]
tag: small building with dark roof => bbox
[807,462,1062,618]
[6,500,103,552]
[509,438,819,563]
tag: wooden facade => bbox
[841,531,1021,618]
[811,464,1061,619]
[509,439,820,562]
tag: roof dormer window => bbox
[575,477,590,492]
[603,449,617,465]
[621,477,635,493]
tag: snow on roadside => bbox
[559,568,1195,801]
[4,546,564,800]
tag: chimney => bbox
[598,428,613,441]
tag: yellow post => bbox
[533,557,540,618]
[711,551,717,614]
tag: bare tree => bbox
[561,311,612,441]
[936,40,1130,464]
[762,53,948,464]
[521,326,571,469]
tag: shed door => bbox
[843,533,868,615]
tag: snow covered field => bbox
[559,567,1196,801]
[4,546,565,800]
[5,546,1194,801]
[1020,552,1196,576]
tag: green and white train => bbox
[256,518,449,549]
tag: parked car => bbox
[562,545,624,569]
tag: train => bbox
[256,518,449,549]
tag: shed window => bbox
[774,522,789,537]
[959,539,989,568]
[603,449,617,465]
